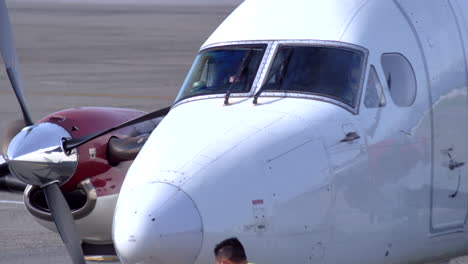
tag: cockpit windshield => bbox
[176,45,266,102]
[261,45,364,107]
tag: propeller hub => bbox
[6,122,78,186]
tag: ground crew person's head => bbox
[214,237,248,264]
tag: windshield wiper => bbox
[253,48,294,105]
[224,49,253,105]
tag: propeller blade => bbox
[1,119,25,155]
[0,0,33,126]
[0,154,25,193]
[0,173,26,193]
[43,183,85,264]
[64,106,171,151]
[0,156,9,177]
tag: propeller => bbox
[0,1,171,263]
[1,0,84,262]
[6,106,170,264]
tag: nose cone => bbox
[113,182,203,264]
[7,122,77,186]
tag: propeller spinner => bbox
[7,122,78,186]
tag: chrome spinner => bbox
[6,122,78,186]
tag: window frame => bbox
[380,52,417,107]
[174,40,369,115]
[364,64,387,109]
[255,40,368,115]
[174,41,274,106]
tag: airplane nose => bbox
[113,182,203,264]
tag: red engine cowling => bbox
[23,107,160,245]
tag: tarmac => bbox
[1,1,468,264]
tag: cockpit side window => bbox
[381,53,417,107]
[262,45,365,107]
[364,65,386,108]
[176,45,267,103]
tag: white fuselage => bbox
[113,0,468,263]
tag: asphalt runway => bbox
[1,2,468,264]
[0,2,236,263]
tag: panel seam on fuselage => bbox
[339,0,372,41]
[448,0,468,227]
[392,0,435,234]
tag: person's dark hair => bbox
[214,237,247,262]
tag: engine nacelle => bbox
[22,107,161,245]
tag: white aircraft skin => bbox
[112,0,468,263]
